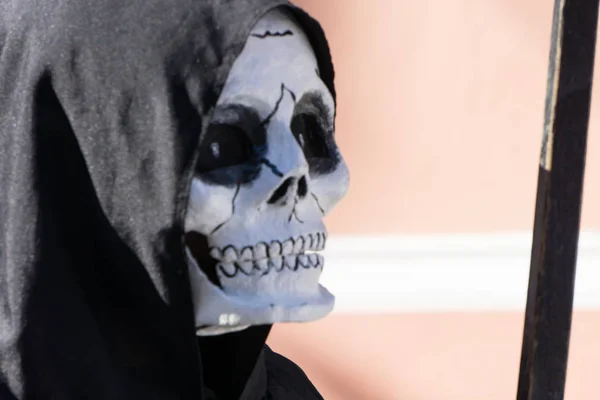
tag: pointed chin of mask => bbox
[184,9,349,336]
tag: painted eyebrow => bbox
[293,91,334,131]
[211,104,262,130]
[250,29,294,39]
[210,104,266,145]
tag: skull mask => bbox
[184,9,349,336]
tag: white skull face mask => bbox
[184,9,349,336]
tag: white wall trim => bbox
[321,231,600,314]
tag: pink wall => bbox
[297,0,600,235]
[270,312,600,400]
[268,1,600,399]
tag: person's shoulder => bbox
[262,345,324,400]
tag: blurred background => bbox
[266,1,600,399]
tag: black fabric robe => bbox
[0,0,335,398]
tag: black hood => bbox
[0,0,335,398]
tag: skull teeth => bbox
[208,232,326,263]
[209,248,222,260]
[238,261,254,275]
[256,259,269,273]
[314,233,323,251]
[218,263,237,278]
[254,243,267,259]
[293,237,304,254]
[268,241,282,258]
[298,254,309,268]
[223,247,238,263]
[271,257,283,271]
[216,253,324,279]
[240,247,253,261]
[283,255,296,270]
[281,239,294,256]
[307,233,325,251]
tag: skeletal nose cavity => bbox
[268,175,308,205]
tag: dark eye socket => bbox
[290,113,330,159]
[195,123,254,172]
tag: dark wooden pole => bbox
[516,1,599,399]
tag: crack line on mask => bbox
[260,83,295,129]
[210,183,241,235]
[260,83,286,127]
[260,158,284,178]
[283,84,296,103]
[311,192,325,215]
[251,30,294,39]
[288,196,304,224]
[257,83,295,179]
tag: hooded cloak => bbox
[0,0,335,398]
